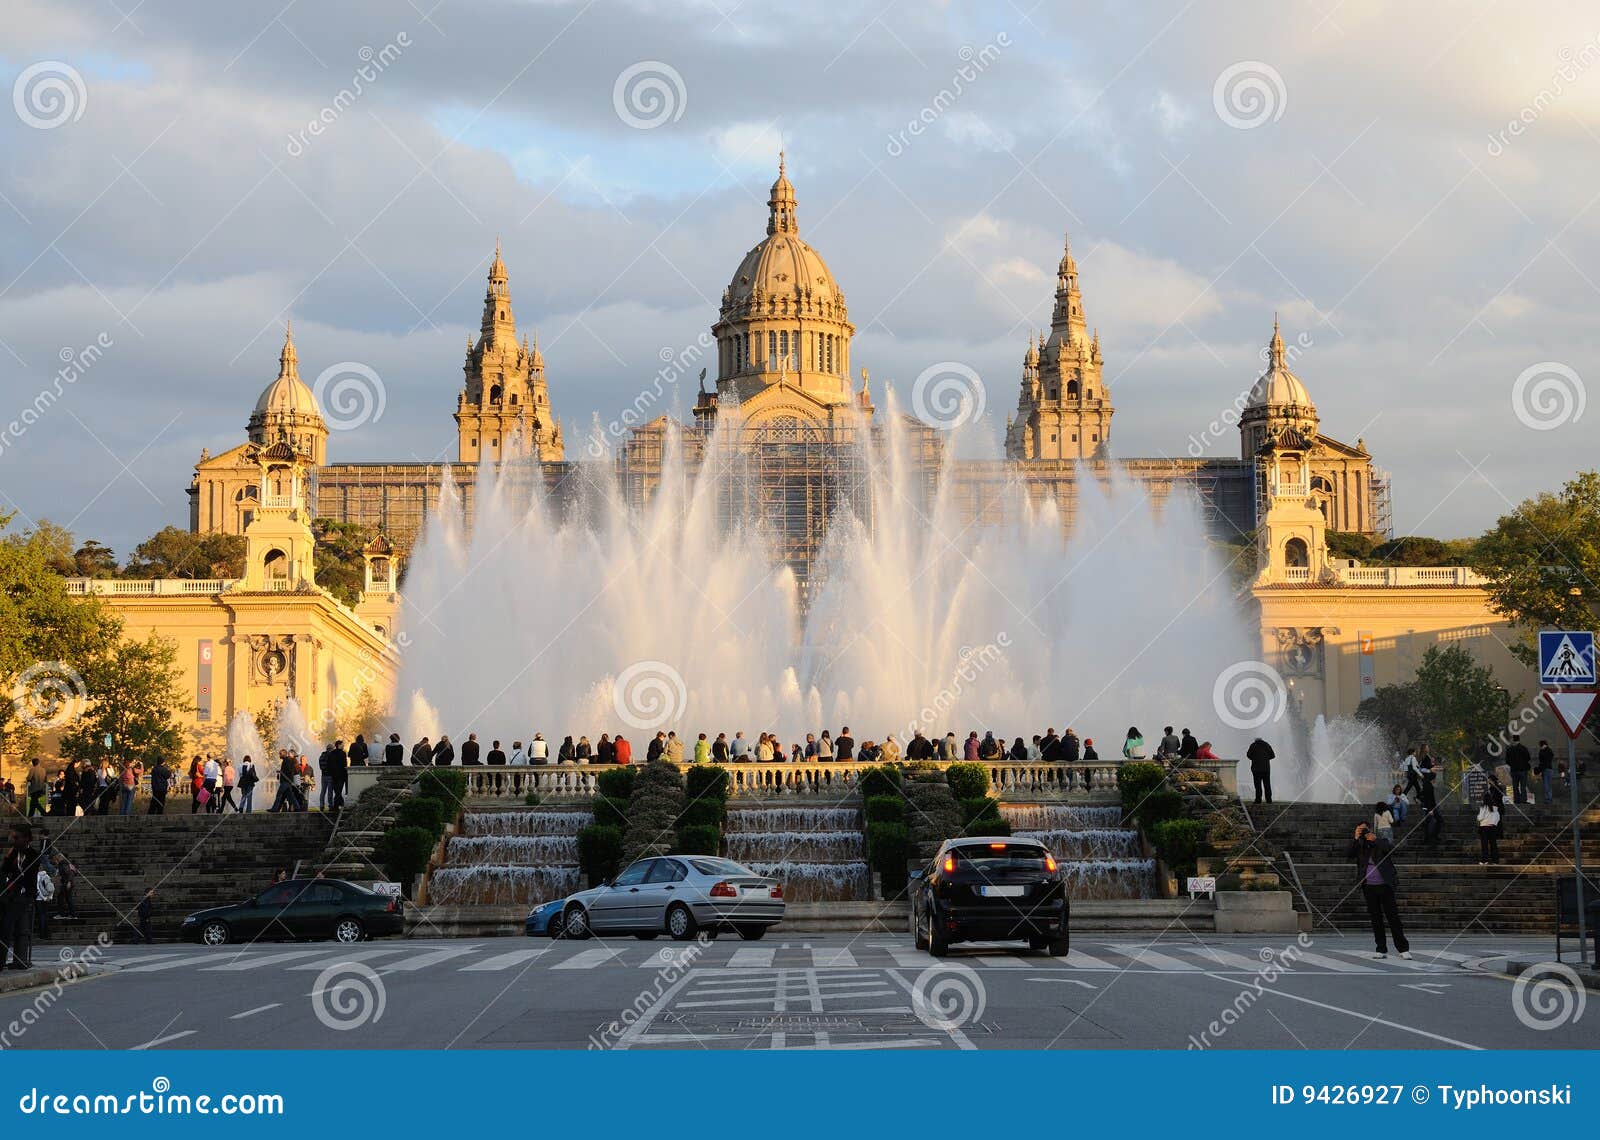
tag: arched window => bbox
[509,394,518,406]
[1285,538,1309,568]
[489,384,503,404]
[1066,380,1080,399]
[263,548,288,580]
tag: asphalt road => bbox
[1,933,1593,1050]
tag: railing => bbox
[1271,566,1487,588]
[428,757,1238,801]
[65,577,233,596]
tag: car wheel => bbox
[913,899,929,950]
[633,931,659,941]
[333,917,364,944]
[1047,934,1070,957]
[666,903,697,941]
[563,904,592,941]
[200,920,230,947]
[926,908,949,958]
[547,910,568,940]
[735,924,766,941]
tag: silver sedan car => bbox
[560,855,784,941]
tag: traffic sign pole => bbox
[1540,632,1595,966]
[1573,735,1587,966]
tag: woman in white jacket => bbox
[1476,794,1501,865]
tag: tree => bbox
[1357,644,1516,776]
[1473,471,1600,665]
[72,540,118,577]
[59,633,188,770]
[311,517,375,606]
[0,515,122,761]
[1326,531,1375,561]
[123,526,244,579]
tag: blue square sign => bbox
[1539,630,1595,686]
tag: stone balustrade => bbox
[345,756,1238,803]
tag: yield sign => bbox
[1546,689,1599,739]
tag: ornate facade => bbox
[1005,237,1110,461]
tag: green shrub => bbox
[593,795,630,830]
[685,765,729,803]
[864,795,904,824]
[415,768,468,808]
[1133,789,1185,831]
[677,796,725,829]
[595,767,637,801]
[577,824,624,885]
[957,795,1002,824]
[1116,761,1166,807]
[867,821,911,899]
[523,792,541,806]
[394,797,445,836]
[857,766,901,799]
[673,824,722,856]
[1150,818,1208,878]
[375,826,435,888]
[944,762,989,800]
[964,818,1011,837]
[621,762,686,864]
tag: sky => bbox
[2,0,1598,553]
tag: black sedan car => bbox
[181,878,405,946]
[910,837,1069,957]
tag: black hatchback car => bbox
[910,836,1070,957]
[181,878,405,946]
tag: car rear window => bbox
[949,843,1051,870]
[688,857,753,877]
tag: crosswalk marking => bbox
[727,947,774,968]
[1283,950,1383,974]
[1061,948,1118,970]
[882,945,936,968]
[121,952,237,973]
[1110,944,1202,971]
[811,948,857,968]
[202,949,331,971]
[552,947,622,970]
[379,945,484,972]
[286,947,409,969]
[976,955,1031,968]
[460,948,549,972]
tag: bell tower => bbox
[241,442,317,591]
[1007,235,1111,460]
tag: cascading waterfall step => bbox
[426,807,593,907]
[999,803,1155,900]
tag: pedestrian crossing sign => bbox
[1539,630,1595,686]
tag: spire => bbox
[277,321,299,381]
[528,330,544,370]
[481,240,515,342]
[1269,313,1286,370]
[767,151,798,236]
[1058,232,1076,280]
[1050,231,1087,343]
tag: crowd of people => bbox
[370,723,1228,769]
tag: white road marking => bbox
[727,947,775,968]
[132,1030,196,1050]
[976,955,1031,968]
[379,945,484,972]
[551,947,622,970]
[285,947,410,969]
[1061,948,1118,970]
[811,948,857,968]
[202,950,330,971]
[1028,977,1097,988]
[228,1003,281,1019]
[1109,944,1202,971]
[1197,971,1483,1050]
[121,953,241,973]
[460,948,549,971]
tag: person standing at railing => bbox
[410,736,433,767]
[710,733,728,764]
[349,734,371,767]
[614,735,632,765]
[1157,727,1182,760]
[693,734,710,764]
[881,735,901,764]
[431,736,455,767]
[978,732,1001,761]
[665,732,685,764]
[817,731,834,761]
[1082,738,1099,762]
[939,732,958,761]
[1195,741,1217,760]
[486,740,506,766]
[1009,737,1028,763]
[756,734,774,763]
[905,730,934,761]
[556,736,574,765]
[1179,729,1199,760]
[963,732,980,761]
[597,735,616,764]
[382,733,404,766]
[1039,728,1060,761]
[1121,728,1146,762]
[836,728,854,761]
[457,734,478,766]
[1062,728,1081,764]
[1246,737,1274,805]
[729,732,749,762]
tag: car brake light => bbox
[1045,853,1058,873]
[769,884,783,899]
[709,880,738,898]
[943,855,955,873]
[989,843,1006,849]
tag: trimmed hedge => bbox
[593,795,630,831]
[577,824,624,886]
[1150,817,1208,878]
[394,797,445,837]
[864,795,905,824]
[866,821,911,899]
[375,826,435,890]
[674,824,722,856]
[415,768,468,807]
[1116,762,1166,808]
[944,762,989,800]
[857,766,901,799]
[1133,789,1185,831]
[685,765,729,802]
[958,796,1008,835]
[595,767,637,800]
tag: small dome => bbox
[253,325,323,420]
[1246,318,1315,412]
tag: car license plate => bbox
[743,886,768,897]
[979,885,1025,898]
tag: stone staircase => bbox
[41,812,334,942]
[311,768,419,883]
[1253,801,1600,933]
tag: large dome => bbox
[253,325,322,419]
[721,155,847,316]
